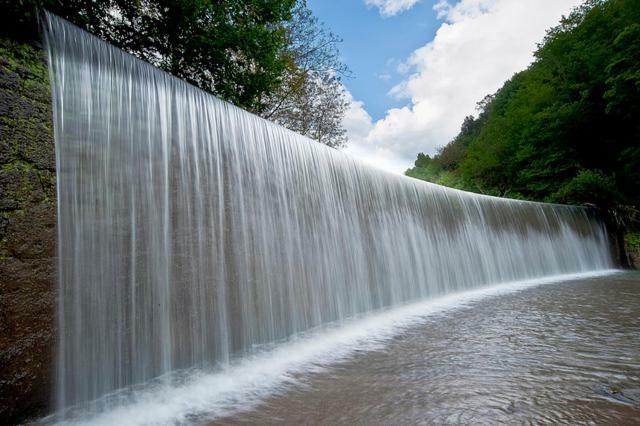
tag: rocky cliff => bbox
[0,38,56,423]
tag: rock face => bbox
[0,38,56,423]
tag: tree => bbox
[2,0,297,112]
[261,0,349,147]
[406,0,640,210]
[553,170,621,209]
[2,0,350,146]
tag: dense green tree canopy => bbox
[2,0,296,112]
[406,0,639,213]
[1,0,350,144]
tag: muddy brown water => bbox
[212,272,640,424]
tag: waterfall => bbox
[43,13,614,414]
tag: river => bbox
[213,271,640,424]
[46,272,640,424]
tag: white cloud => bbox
[345,0,581,174]
[340,92,409,174]
[366,0,422,17]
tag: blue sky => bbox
[305,0,582,174]
[308,0,440,121]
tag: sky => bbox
[307,0,583,174]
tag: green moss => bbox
[2,160,55,208]
[0,238,8,261]
[626,231,640,256]
[0,36,56,224]
[1,159,36,172]
[0,40,47,74]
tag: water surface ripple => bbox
[220,272,640,424]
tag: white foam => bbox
[44,270,619,425]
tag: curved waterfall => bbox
[43,13,614,413]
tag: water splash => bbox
[42,271,618,424]
[43,13,613,416]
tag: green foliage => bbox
[626,231,640,256]
[552,170,621,208]
[406,0,640,211]
[1,0,350,145]
[405,114,483,191]
[1,0,297,112]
